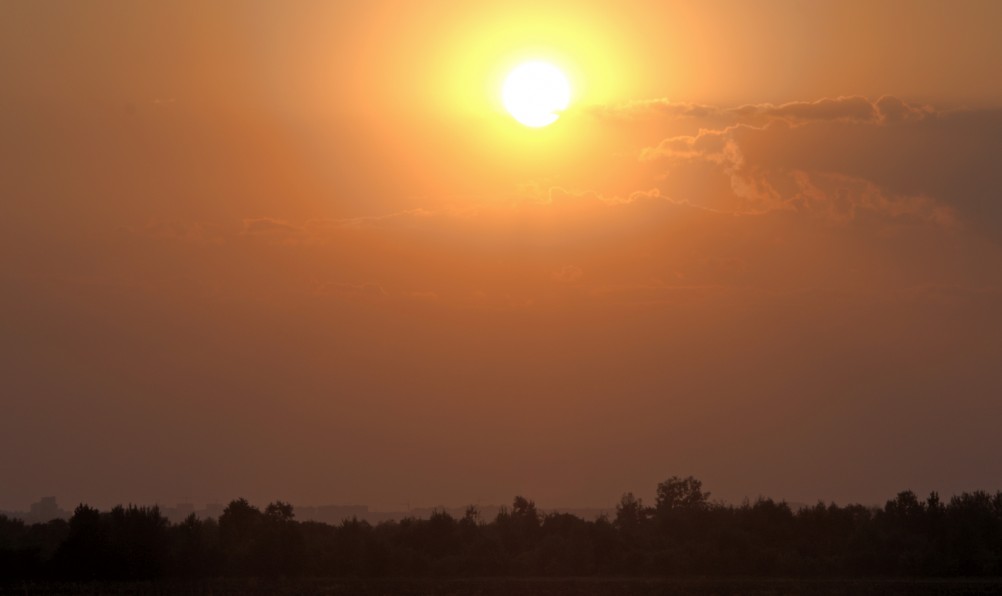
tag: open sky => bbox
[3,0,1002,512]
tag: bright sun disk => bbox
[502,61,571,128]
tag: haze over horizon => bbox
[3,0,1001,514]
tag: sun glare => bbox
[502,61,571,128]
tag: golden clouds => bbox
[634,97,975,229]
[75,97,995,320]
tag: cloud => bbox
[242,217,303,236]
[239,213,435,245]
[732,96,880,123]
[312,281,388,299]
[141,220,223,244]
[641,95,936,130]
[589,99,723,121]
[313,208,435,230]
[637,97,999,230]
[785,170,956,226]
[546,186,608,208]
[551,265,584,284]
[874,95,934,123]
[606,95,934,127]
[640,128,732,163]
[110,96,1001,314]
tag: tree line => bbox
[2,477,1002,580]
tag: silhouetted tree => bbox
[167,513,221,577]
[52,504,108,579]
[651,475,714,564]
[259,501,304,576]
[614,492,649,534]
[104,505,169,579]
[494,496,541,565]
[655,476,711,514]
[265,500,295,521]
[218,498,264,575]
[0,514,49,579]
[944,491,1002,575]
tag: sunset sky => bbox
[3,0,1002,512]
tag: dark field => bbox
[4,578,1002,596]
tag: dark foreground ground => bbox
[4,578,1002,596]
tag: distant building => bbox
[163,502,196,523]
[300,504,369,525]
[201,502,225,520]
[24,497,69,523]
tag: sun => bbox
[502,61,571,128]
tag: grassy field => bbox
[4,578,1002,596]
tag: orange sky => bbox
[2,0,1002,511]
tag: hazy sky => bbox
[2,0,1002,512]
